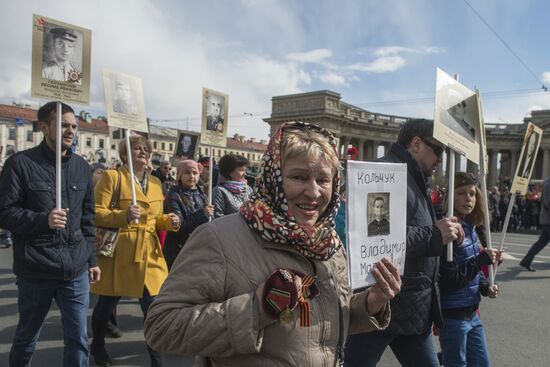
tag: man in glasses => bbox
[346,118,464,367]
[0,101,99,366]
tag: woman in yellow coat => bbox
[90,135,180,367]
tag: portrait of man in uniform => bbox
[41,26,83,84]
[206,94,225,132]
[518,124,540,179]
[175,132,199,159]
[111,78,137,115]
[367,193,390,237]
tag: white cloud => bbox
[542,72,550,84]
[319,71,347,86]
[423,46,445,54]
[348,56,407,73]
[286,49,333,63]
[374,46,414,57]
[346,46,441,74]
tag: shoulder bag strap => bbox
[109,170,122,210]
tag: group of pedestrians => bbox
[0,100,546,367]
[488,186,544,232]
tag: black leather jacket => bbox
[0,140,96,280]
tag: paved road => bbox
[0,231,548,366]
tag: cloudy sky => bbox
[1,0,549,139]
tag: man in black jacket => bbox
[345,119,464,367]
[0,101,100,367]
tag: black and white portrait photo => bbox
[518,124,540,179]
[102,69,148,133]
[32,15,92,104]
[41,23,83,84]
[111,77,138,115]
[440,89,476,143]
[206,93,225,132]
[367,192,390,237]
[175,132,199,158]
[433,68,482,166]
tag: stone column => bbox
[455,154,462,172]
[488,149,498,188]
[379,143,387,157]
[509,149,518,177]
[358,138,366,161]
[339,136,349,158]
[436,160,444,177]
[368,140,379,161]
[543,148,550,179]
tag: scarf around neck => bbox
[240,121,342,261]
[222,179,246,194]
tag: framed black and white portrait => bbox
[175,131,200,159]
[366,192,390,237]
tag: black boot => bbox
[91,318,113,366]
[106,319,123,338]
[148,346,163,367]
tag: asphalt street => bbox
[0,231,548,366]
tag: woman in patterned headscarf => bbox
[144,122,401,366]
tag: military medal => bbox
[280,306,294,324]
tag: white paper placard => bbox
[346,161,407,289]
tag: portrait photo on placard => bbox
[518,124,540,179]
[367,192,390,237]
[102,69,148,133]
[31,14,91,104]
[41,23,83,84]
[433,68,481,165]
[175,131,200,159]
[201,88,228,147]
[110,75,138,115]
[206,93,225,133]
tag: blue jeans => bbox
[438,314,490,367]
[9,271,90,367]
[522,224,550,266]
[344,329,440,367]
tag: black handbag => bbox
[95,170,122,257]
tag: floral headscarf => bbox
[240,122,342,261]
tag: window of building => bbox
[198,147,202,155]
[169,143,173,151]
[26,130,33,142]
[8,128,15,140]
[247,153,250,159]
[161,142,165,150]
[86,137,92,147]
[111,144,116,150]
[224,150,227,155]
[153,141,158,149]
[99,139,104,148]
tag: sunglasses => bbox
[421,138,444,159]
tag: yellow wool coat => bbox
[91,167,177,298]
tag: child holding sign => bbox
[438,172,503,367]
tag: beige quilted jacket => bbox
[145,214,390,367]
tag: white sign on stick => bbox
[346,161,407,289]
[434,68,481,164]
[511,123,544,195]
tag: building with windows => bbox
[0,104,268,169]
[264,90,550,188]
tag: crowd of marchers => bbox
[0,101,549,367]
